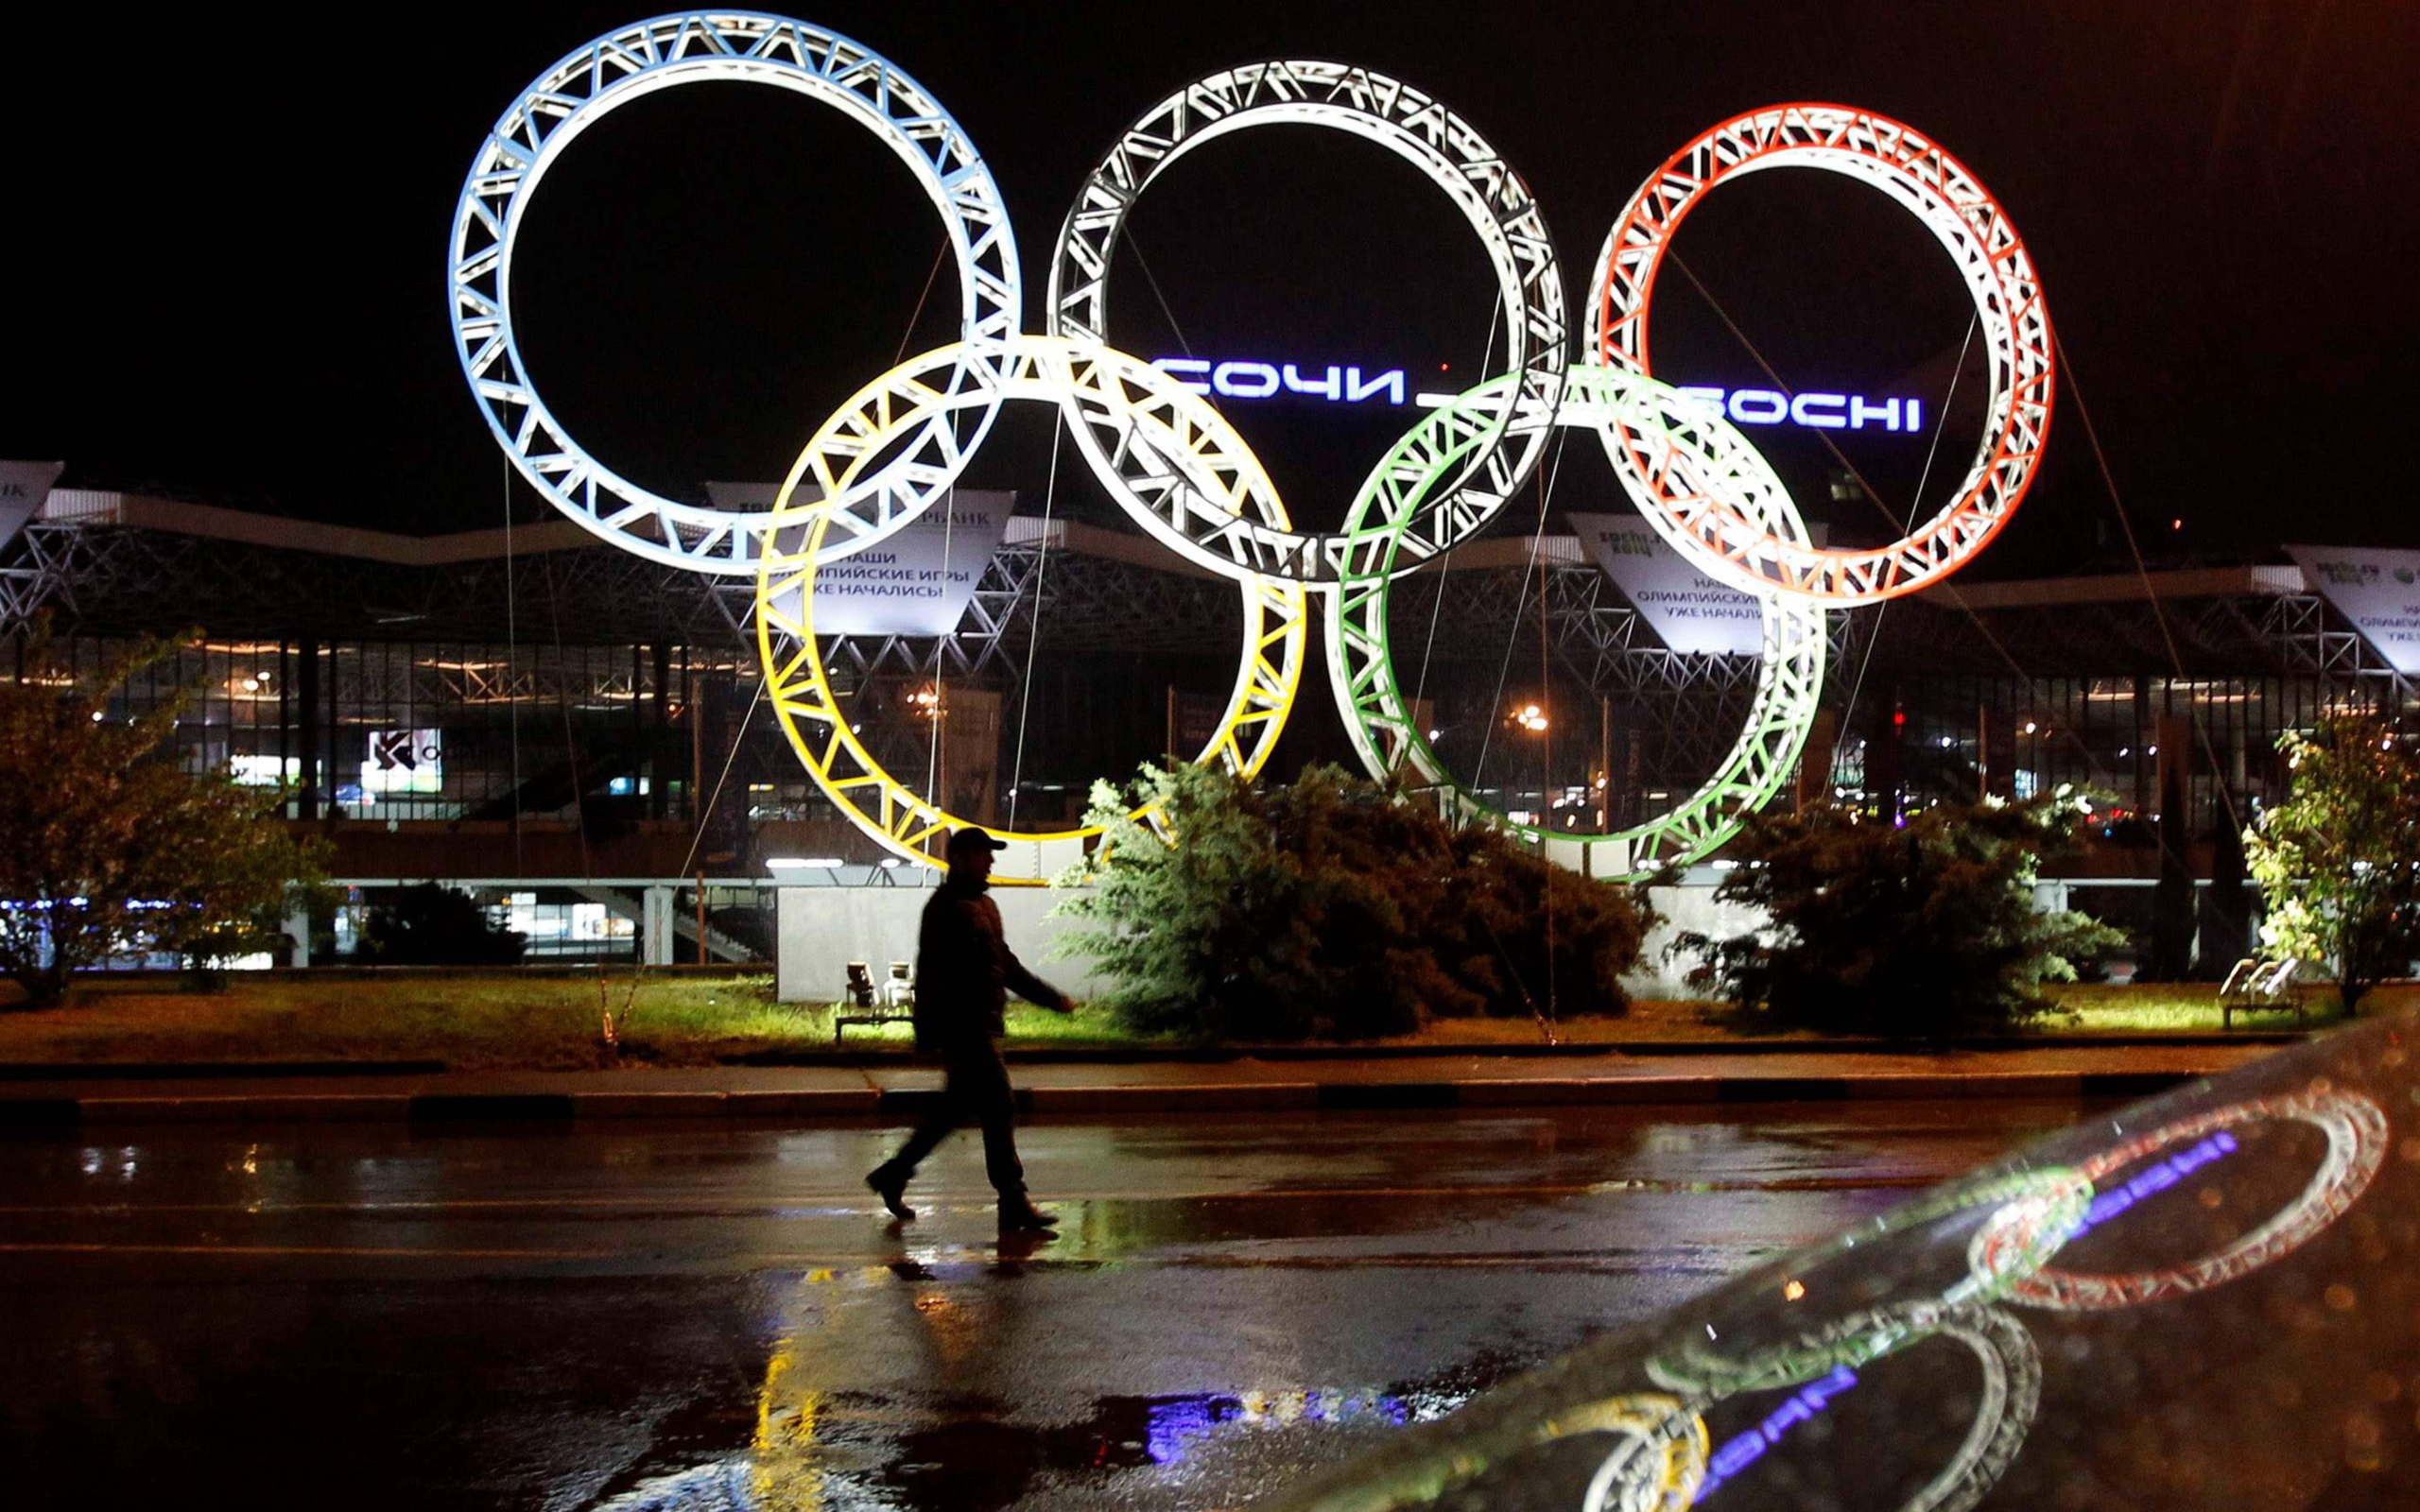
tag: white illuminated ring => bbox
[1973,1084,2390,1312]
[757,335,1308,883]
[1586,103,2054,606]
[449,10,1021,574]
[1328,368,1825,880]
[1048,60,1566,584]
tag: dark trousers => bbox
[877,1039,1025,1198]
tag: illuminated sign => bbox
[1150,359,1921,433]
[229,755,301,788]
[0,460,62,554]
[1673,386,1921,433]
[361,729,442,795]
[1152,357,1406,406]
[2284,546,2420,676]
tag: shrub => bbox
[1672,794,2123,1039]
[1054,763,1649,1042]
[357,885,528,966]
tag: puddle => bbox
[589,1358,1525,1510]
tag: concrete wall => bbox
[777,882,1767,1005]
[1629,885,1775,999]
[776,885,1115,1004]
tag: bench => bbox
[833,960,917,1043]
[2220,956,2306,1029]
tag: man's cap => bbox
[945,827,1007,857]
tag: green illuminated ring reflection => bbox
[1324,368,1826,880]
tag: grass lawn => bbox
[0,973,1141,1071]
[0,973,2394,1069]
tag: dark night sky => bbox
[10,1,2417,579]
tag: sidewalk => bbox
[0,1040,2287,1126]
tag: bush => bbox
[357,885,527,966]
[1673,794,2123,1039]
[1055,764,1650,1041]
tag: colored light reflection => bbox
[1697,1366,1858,1500]
[2068,1130,2238,1239]
[1146,1390,1413,1466]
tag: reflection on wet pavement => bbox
[0,1102,2089,1508]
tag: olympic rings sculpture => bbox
[1048,60,1566,585]
[1289,1082,2390,1511]
[1328,368,1827,878]
[447,12,1021,573]
[1589,105,2055,605]
[449,11,2057,876]
[757,335,1309,885]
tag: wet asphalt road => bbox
[0,1102,2097,1510]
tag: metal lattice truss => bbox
[0,521,78,636]
[1048,60,1566,581]
[813,540,1244,689]
[1328,369,1827,880]
[1590,103,2054,605]
[758,335,1309,882]
[448,11,1020,574]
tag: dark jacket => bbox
[914,876,1060,1049]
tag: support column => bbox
[283,902,311,969]
[641,886,675,967]
[296,638,320,821]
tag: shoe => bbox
[997,1201,1060,1235]
[866,1167,915,1221]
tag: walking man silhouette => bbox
[866,827,1073,1235]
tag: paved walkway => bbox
[0,1040,2287,1125]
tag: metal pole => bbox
[695,870,708,967]
[1599,696,1612,831]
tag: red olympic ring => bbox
[1592,103,2055,605]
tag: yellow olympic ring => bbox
[756,334,1308,883]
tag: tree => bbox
[2246,715,2420,1015]
[1055,763,1650,1042]
[0,621,328,1006]
[2147,759,2196,980]
[1672,793,2124,1039]
[2197,788,2253,979]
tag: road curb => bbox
[0,1069,2214,1126]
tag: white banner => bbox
[1568,512,1765,655]
[717,485,1016,637]
[0,460,62,554]
[2287,545,2420,675]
